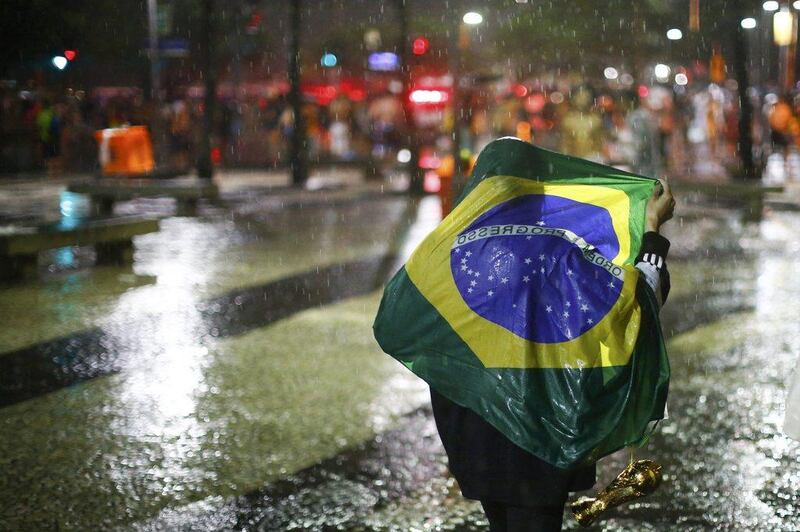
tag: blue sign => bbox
[158,38,189,58]
[368,52,400,72]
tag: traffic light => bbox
[64,50,77,61]
[245,13,261,35]
[320,52,338,68]
[412,36,429,55]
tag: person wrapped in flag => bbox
[374,137,676,530]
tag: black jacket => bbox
[431,232,671,507]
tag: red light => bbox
[247,13,261,28]
[524,93,546,113]
[64,50,77,61]
[412,36,430,56]
[512,84,528,97]
[348,88,366,101]
[637,85,649,98]
[211,147,221,164]
[418,152,441,170]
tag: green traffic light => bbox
[321,53,338,68]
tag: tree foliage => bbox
[493,0,678,77]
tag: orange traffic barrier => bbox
[94,126,155,176]
[434,153,477,218]
[436,154,455,218]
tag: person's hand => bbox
[645,179,675,233]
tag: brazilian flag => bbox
[374,138,669,469]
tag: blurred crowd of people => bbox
[0,87,150,175]
[462,80,752,180]
[763,92,800,183]
[1,77,793,182]
[0,84,405,175]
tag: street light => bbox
[764,1,780,11]
[666,28,683,40]
[741,17,757,29]
[603,67,619,80]
[774,8,795,45]
[773,6,798,91]
[52,56,68,70]
[449,11,483,203]
[463,12,483,25]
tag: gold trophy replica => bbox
[570,459,662,527]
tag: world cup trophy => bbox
[570,459,662,527]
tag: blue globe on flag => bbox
[451,194,623,344]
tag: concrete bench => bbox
[0,215,159,281]
[673,182,784,222]
[67,178,219,216]
[673,182,784,196]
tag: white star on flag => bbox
[536,220,545,226]
[461,258,468,264]
[608,281,615,289]
[488,275,494,281]
[563,311,570,318]
[470,280,477,286]
[545,305,553,313]
[461,265,467,271]
[580,303,589,312]
[567,269,574,276]
[465,251,472,257]
[488,290,494,296]
[540,267,545,274]
[468,287,473,293]
[523,276,530,282]
[468,269,473,275]
[565,301,571,308]
[539,254,546,260]
[524,258,532,264]
[474,272,480,277]
[501,277,508,284]
[587,318,594,324]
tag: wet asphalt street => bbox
[1,179,800,531]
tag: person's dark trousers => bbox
[480,500,565,532]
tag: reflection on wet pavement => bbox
[1,292,428,530]
[0,196,410,352]
[0,255,394,407]
[138,408,475,532]
[3,189,800,531]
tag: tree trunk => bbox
[289,0,307,187]
[731,3,757,179]
[197,0,216,180]
[397,0,423,195]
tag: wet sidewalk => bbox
[2,177,800,530]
